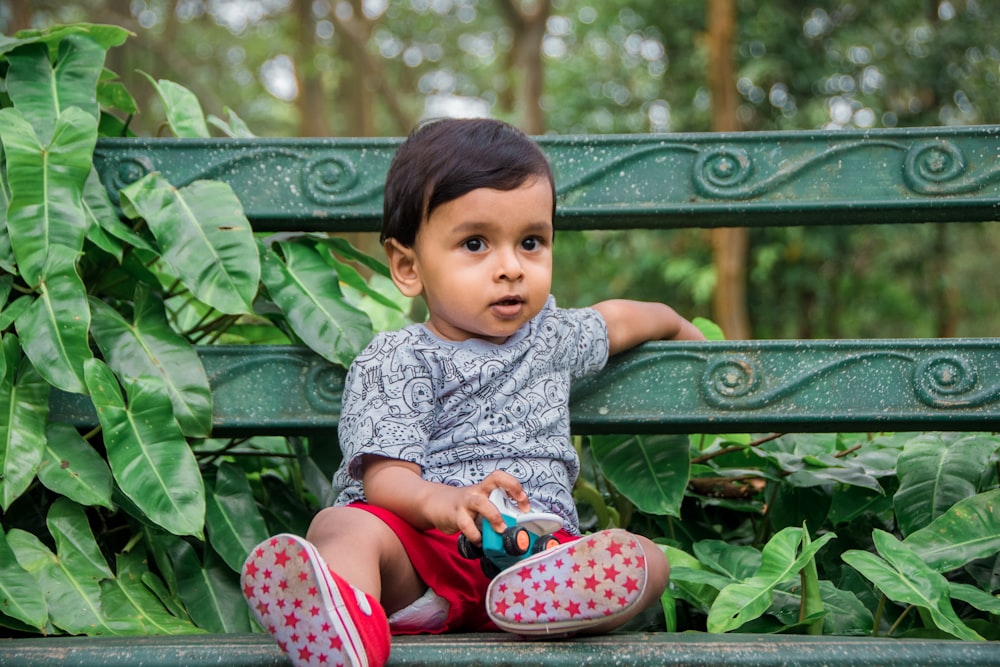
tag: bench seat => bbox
[5,632,1000,666]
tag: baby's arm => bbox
[360,455,529,544]
[592,299,705,356]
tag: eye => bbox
[521,236,545,251]
[463,238,485,252]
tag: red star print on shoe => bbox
[485,529,647,636]
[241,534,391,667]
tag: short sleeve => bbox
[553,305,609,380]
[336,330,436,481]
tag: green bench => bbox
[10,125,1000,665]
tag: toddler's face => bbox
[408,178,554,344]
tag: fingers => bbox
[455,511,482,545]
[483,470,530,512]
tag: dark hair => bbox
[381,117,556,246]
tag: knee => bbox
[306,505,399,556]
[637,536,670,597]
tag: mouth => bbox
[490,295,526,318]
[492,295,525,307]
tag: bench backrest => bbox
[52,125,1000,435]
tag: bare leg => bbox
[306,505,427,616]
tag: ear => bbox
[384,238,423,298]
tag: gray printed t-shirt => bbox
[332,296,609,534]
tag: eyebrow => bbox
[451,220,553,237]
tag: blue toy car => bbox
[457,489,564,578]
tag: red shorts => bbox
[349,502,576,635]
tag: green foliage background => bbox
[1,7,999,643]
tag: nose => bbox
[494,247,524,282]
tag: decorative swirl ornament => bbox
[903,140,968,194]
[913,354,981,407]
[702,356,759,406]
[97,152,154,203]
[302,154,360,205]
[305,361,344,414]
[693,147,753,197]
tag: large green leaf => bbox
[37,422,114,510]
[205,462,269,573]
[903,488,1000,573]
[15,245,93,394]
[590,433,689,517]
[140,75,211,138]
[0,334,49,510]
[99,549,204,635]
[83,168,153,253]
[706,527,836,633]
[165,536,252,633]
[90,285,212,437]
[119,173,258,315]
[260,239,373,368]
[84,359,205,538]
[842,530,983,641]
[6,499,122,635]
[5,35,104,145]
[0,24,129,58]
[0,106,96,286]
[692,540,762,581]
[893,432,1000,536]
[0,529,48,631]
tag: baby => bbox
[241,117,705,667]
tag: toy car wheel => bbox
[457,534,484,560]
[502,526,531,556]
[531,533,560,554]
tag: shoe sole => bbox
[486,529,647,635]
[242,534,369,667]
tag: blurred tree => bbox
[5,0,1000,338]
[707,0,750,339]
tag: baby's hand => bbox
[430,470,529,545]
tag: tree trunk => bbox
[497,0,551,134]
[330,2,411,135]
[294,0,334,137]
[4,0,33,32]
[707,0,751,340]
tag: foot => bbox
[485,529,647,636]
[241,534,391,667]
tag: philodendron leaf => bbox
[84,358,205,538]
[0,334,49,511]
[15,245,93,394]
[100,549,204,635]
[0,529,48,631]
[37,422,114,510]
[842,529,983,641]
[590,433,689,517]
[140,74,211,139]
[260,239,373,368]
[205,462,269,573]
[0,106,95,286]
[164,536,252,633]
[119,172,258,315]
[893,433,1000,536]
[904,488,1000,573]
[90,285,212,437]
[6,499,123,635]
[706,526,836,633]
[5,35,104,145]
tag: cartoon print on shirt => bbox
[333,297,609,534]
